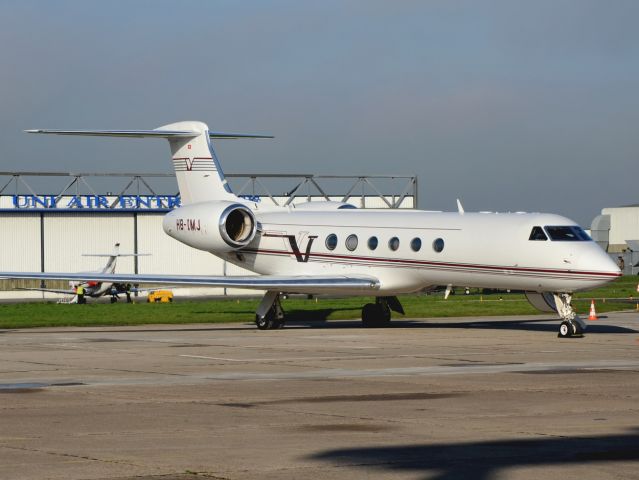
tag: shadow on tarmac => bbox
[284,316,638,334]
[7,313,636,335]
[307,428,639,480]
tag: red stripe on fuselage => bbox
[242,248,620,279]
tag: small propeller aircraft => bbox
[1,121,620,336]
[16,243,144,302]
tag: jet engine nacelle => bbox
[162,201,257,252]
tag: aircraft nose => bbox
[601,252,622,275]
[584,249,622,285]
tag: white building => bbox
[591,205,639,275]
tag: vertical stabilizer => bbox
[102,243,120,274]
[159,121,236,205]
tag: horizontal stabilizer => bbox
[25,129,273,139]
[82,254,151,257]
[208,132,273,139]
[25,129,198,138]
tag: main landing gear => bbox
[253,292,405,330]
[553,293,586,338]
[255,291,285,330]
[361,296,404,328]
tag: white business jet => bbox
[2,121,620,337]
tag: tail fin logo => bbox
[172,157,216,172]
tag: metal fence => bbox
[0,172,418,209]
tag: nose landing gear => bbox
[554,293,585,338]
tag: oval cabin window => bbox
[345,234,358,251]
[325,234,338,250]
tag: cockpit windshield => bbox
[529,226,548,241]
[544,226,591,241]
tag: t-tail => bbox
[25,121,273,204]
[82,243,151,274]
[102,243,120,273]
[81,243,121,274]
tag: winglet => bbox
[456,198,465,215]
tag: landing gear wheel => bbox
[361,302,391,328]
[271,318,285,329]
[553,293,585,339]
[256,310,278,330]
[362,303,376,328]
[572,322,583,336]
[255,291,285,330]
[558,321,573,338]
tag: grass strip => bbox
[1,276,637,329]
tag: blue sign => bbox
[11,195,182,210]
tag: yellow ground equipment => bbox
[147,290,174,303]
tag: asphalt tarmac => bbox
[1,312,638,480]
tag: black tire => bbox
[255,314,273,330]
[558,321,572,338]
[270,318,285,329]
[362,303,377,328]
[256,309,281,330]
[362,303,391,328]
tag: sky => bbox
[0,0,637,225]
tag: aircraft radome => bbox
[1,121,621,337]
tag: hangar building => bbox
[0,172,416,300]
[591,205,639,275]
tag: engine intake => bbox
[219,204,257,248]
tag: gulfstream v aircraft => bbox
[2,121,620,337]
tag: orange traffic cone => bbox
[588,299,598,321]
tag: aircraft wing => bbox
[130,286,183,293]
[16,285,177,296]
[0,272,380,294]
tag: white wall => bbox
[0,214,41,271]
[43,213,135,272]
[602,206,639,247]
[0,213,43,300]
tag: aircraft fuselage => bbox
[168,207,620,296]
